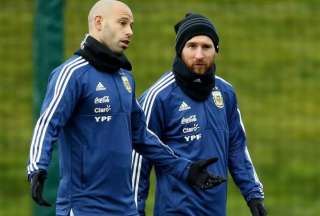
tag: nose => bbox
[194,48,204,59]
[126,26,133,38]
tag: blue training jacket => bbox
[132,71,264,216]
[27,56,190,216]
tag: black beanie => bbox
[175,13,219,56]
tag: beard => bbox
[190,62,213,74]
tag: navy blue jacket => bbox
[27,56,190,216]
[132,72,264,216]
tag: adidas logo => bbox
[179,101,191,111]
[96,82,106,91]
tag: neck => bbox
[76,35,131,73]
[172,56,215,101]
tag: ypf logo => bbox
[184,133,202,142]
[94,116,112,123]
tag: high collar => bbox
[75,35,132,73]
[172,56,215,101]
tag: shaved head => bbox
[89,0,113,32]
[88,0,130,33]
[86,0,134,53]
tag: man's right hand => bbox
[248,199,267,216]
[29,169,51,207]
[186,157,226,190]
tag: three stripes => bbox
[28,57,88,174]
[131,72,176,206]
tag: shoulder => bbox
[215,75,237,95]
[50,55,91,81]
[119,68,134,82]
[120,68,132,76]
[215,75,234,91]
[214,75,238,107]
[141,71,176,102]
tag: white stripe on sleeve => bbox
[28,57,88,173]
[132,73,176,205]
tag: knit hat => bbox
[174,13,219,56]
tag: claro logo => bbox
[94,105,111,113]
[182,124,200,133]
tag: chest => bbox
[165,89,228,139]
[76,70,133,119]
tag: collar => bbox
[75,35,132,73]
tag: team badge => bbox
[121,76,132,93]
[212,90,224,108]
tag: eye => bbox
[187,43,197,49]
[119,20,127,26]
[118,18,130,26]
[203,44,213,49]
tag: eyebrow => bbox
[118,17,134,24]
[187,41,213,46]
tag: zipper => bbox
[112,73,124,112]
[203,101,210,129]
[80,144,85,188]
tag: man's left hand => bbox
[248,199,267,216]
[186,157,226,190]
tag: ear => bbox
[94,16,103,31]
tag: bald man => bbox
[26,1,225,215]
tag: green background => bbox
[0,0,319,215]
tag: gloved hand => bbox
[186,157,226,190]
[248,199,267,216]
[29,169,51,207]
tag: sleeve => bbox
[130,82,190,209]
[132,91,166,215]
[227,90,265,202]
[131,86,190,177]
[27,62,85,177]
[132,151,152,215]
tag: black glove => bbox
[186,157,226,190]
[248,199,267,216]
[29,169,51,207]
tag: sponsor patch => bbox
[181,115,197,124]
[94,105,111,113]
[182,124,200,133]
[94,115,112,122]
[94,96,110,104]
[184,133,202,142]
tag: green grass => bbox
[1,0,320,215]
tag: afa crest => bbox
[121,76,132,93]
[212,90,224,108]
